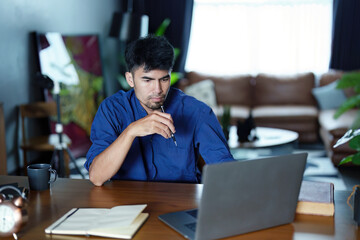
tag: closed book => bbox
[296,181,334,216]
[45,204,148,239]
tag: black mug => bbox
[27,163,57,191]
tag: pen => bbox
[160,106,177,146]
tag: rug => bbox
[294,149,347,190]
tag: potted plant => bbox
[333,72,360,165]
[333,72,360,225]
[221,105,231,140]
[334,129,360,165]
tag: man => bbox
[85,35,234,186]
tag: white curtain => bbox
[185,0,333,76]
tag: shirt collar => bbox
[129,89,148,119]
[162,88,176,113]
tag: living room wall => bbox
[0,0,122,174]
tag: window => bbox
[185,0,333,76]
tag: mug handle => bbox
[48,168,58,183]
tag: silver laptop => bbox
[159,153,307,240]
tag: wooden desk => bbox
[0,176,359,240]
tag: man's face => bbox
[126,66,171,113]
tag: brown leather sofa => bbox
[178,71,319,143]
[316,71,357,165]
[252,73,318,143]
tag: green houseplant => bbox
[154,18,182,86]
[333,72,360,165]
[334,129,360,165]
[221,105,231,140]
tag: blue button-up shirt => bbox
[85,88,234,183]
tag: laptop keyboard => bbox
[184,210,198,232]
[185,222,197,232]
[186,209,198,218]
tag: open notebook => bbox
[45,204,148,239]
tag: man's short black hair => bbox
[125,35,175,73]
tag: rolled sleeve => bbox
[195,106,234,164]
[84,101,121,170]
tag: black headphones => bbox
[0,185,27,201]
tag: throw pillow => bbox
[184,79,217,108]
[312,80,347,110]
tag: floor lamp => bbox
[36,73,85,178]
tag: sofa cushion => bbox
[318,109,357,132]
[255,121,318,137]
[254,72,316,106]
[312,80,347,110]
[252,105,318,118]
[185,71,253,106]
[253,105,319,139]
[184,79,217,108]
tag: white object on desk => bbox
[45,204,148,239]
[228,126,299,149]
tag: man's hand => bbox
[128,111,176,139]
[89,111,176,186]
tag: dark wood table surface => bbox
[0,175,359,240]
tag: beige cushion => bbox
[184,79,217,108]
[318,109,357,131]
[185,71,253,106]
[253,105,318,118]
[254,72,316,106]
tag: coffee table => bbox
[228,126,299,160]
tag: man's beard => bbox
[145,101,162,110]
[144,94,166,110]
